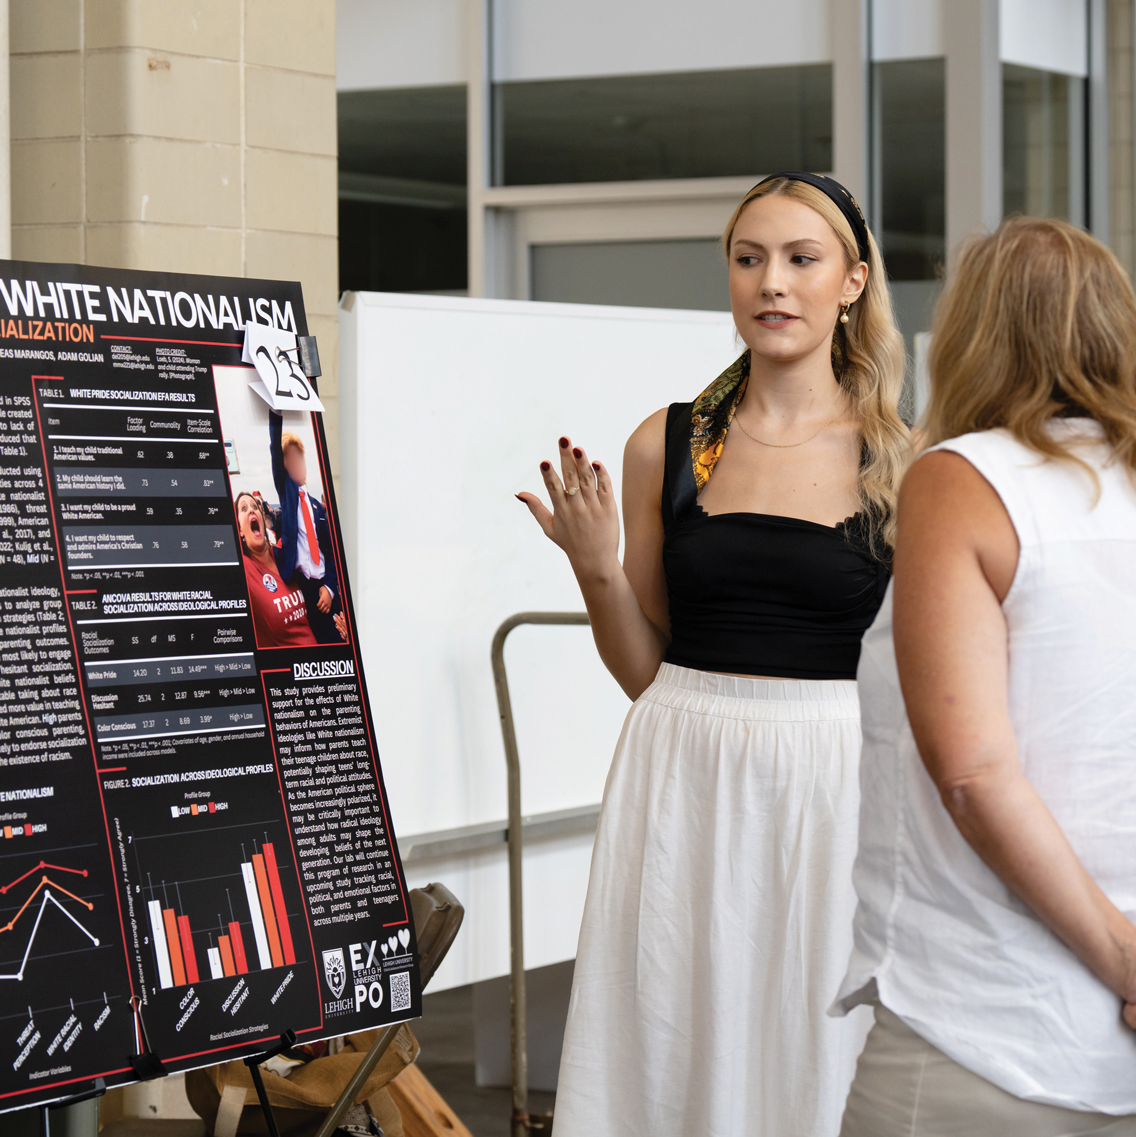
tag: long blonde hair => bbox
[925,216,1136,486]
[722,178,909,551]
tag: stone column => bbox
[830,0,871,212]
[8,0,341,471]
[1109,0,1135,276]
[943,0,1002,257]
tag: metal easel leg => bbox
[242,1030,297,1137]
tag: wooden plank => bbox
[387,1063,475,1137]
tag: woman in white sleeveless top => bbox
[833,216,1136,1134]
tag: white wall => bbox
[874,0,1086,72]
[873,0,943,61]
[336,0,1087,93]
[336,0,831,91]
[336,0,468,91]
[338,293,738,986]
[1000,0,1087,76]
[493,0,830,82]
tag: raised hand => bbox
[516,436,621,582]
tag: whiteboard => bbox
[338,292,737,987]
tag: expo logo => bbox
[324,936,412,1012]
[351,941,384,1010]
[349,936,410,1010]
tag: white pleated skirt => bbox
[554,662,872,1137]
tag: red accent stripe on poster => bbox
[100,335,242,347]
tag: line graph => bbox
[0,890,100,981]
[2,875,93,931]
[1,860,88,894]
[0,860,100,981]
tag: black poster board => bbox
[0,261,419,1112]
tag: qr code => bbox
[389,971,412,1013]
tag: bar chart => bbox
[143,839,299,990]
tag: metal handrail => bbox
[491,612,591,1137]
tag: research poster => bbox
[0,261,419,1112]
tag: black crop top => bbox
[661,402,890,680]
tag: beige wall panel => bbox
[11,53,81,140]
[245,67,336,156]
[12,140,82,224]
[86,50,239,143]
[85,222,242,277]
[12,225,83,263]
[245,149,336,235]
[86,138,241,226]
[85,0,240,59]
[244,230,337,316]
[11,0,81,54]
[245,0,335,75]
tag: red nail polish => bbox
[573,447,583,459]
[592,462,601,471]
[515,494,524,501]
[559,437,569,448]
[540,461,551,472]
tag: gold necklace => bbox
[731,411,844,449]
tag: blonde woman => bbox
[517,174,910,1137]
[835,218,1136,1135]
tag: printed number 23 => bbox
[256,344,310,402]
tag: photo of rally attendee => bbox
[236,490,318,649]
[268,410,344,644]
[213,365,349,647]
[252,490,280,549]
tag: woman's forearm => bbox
[574,558,667,700]
[942,765,1136,1003]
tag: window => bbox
[496,65,832,186]
[1003,64,1085,225]
[873,58,946,417]
[337,86,468,293]
[530,239,729,310]
[873,58,945,282]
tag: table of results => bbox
[34,383,262,757]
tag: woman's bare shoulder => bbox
[900,449,994,519]
[624,407,669,475]
[621,408,669,511]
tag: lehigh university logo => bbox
[322,948,346,998]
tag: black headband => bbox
[754,172,871,264]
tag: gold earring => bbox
[839,303,850,325]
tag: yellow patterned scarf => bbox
[690,351,749,493]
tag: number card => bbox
[243,322,326,413]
